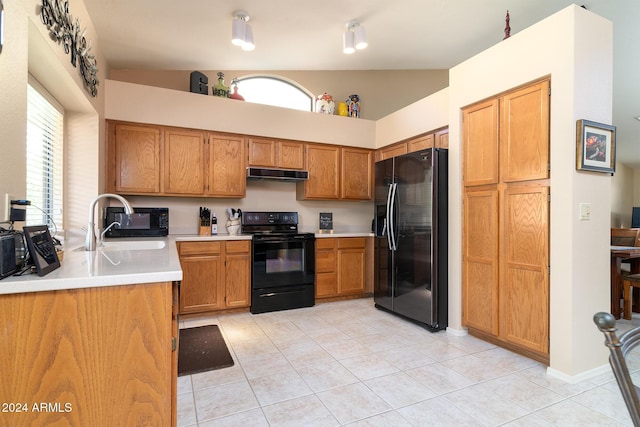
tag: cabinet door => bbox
[224,241,251,308]
[299,144,340,199]
[109,122,161,194]
[163,128,206,195]
[408,134,434,153]
[178,242,225,314]
[499,185,549,354]
[341,147,373,200]
[278,141,305,169]
[248,137,277,167]
[337,238,366,295]
[316,238,337,298]
[208,134,246,197]
[500,80,550,182]
[435,129,449,149]
[462,99,499,186]
[377,142,408,161]
[462,190,499,335]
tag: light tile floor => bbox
[177,299,639,426]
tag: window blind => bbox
[26,77,64,236]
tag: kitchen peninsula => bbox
[0,236,184,426]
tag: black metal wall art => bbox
[39,0,99,97]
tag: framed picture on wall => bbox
[576,119,616,174]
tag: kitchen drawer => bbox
[337,237,366,249]
[178,241,222,256]
[316,272,337,297]
[225,240,250,253]
[315,249,336,273]
[315,238,336,250]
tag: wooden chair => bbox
[612,228,640,248]
[625,274,640,320]
[593,312,640,426]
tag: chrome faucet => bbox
[85,194,133,251]
[99,221,121,247]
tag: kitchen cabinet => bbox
[0,282,177,426]
[163,127,206,195]
[297,144,373,201]
[248,137,305,170]
[178,240,250,314]
[377,142,407,162]
[106,121,161,194]
[462,78,550,362]
[375,127,449,162]
[207,133,247,197]
[315,237,369,299]
[298,144,341,199]
[106,121,246,198]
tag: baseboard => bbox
[546,364,611,384]
[446,326,468,336]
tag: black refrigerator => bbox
[374,148,448,331]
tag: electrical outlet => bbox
[3,193,13,223]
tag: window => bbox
[26,78,64,234]
[236,76,313,112]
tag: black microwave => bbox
[103,207,169,238]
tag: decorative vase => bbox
[337,102,348,116]
[315,93,335,114]
[229,77,245,101]
[212,72,230,98]
[346,94,361,118]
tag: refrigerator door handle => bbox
[389,183,398,251]
[385,183,393,250]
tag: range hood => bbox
[246,167,309,182]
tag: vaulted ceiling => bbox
[83,0,640,167]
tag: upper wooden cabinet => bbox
[106,121,246,198]
[163,127,206,195]
[107,122,161,194]
[298,144,341,200]
[463,79,549,186]
[341,147,374,200]
[208,133,246,197]
[297,143,373,201]
[500,81,550,182]
[248,137,305,170]
[376,127,449,162]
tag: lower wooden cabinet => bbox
[178,240,250,314]
[315,237,369,299]
[0,282,177,427]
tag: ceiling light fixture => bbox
[343,20,367,54]
[231,10,255,51]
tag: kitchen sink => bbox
[99,240,166,251]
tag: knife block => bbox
[198,225,211,236]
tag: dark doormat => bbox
[178,325,234,376]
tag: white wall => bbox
[447,5,612,377]
[105,80,376,149]
[1,0,106,235]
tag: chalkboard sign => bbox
[319,212,333,233]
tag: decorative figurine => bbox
[315,93,335,114]
[503,10,511,40]
[346,94,361,118]
[229,78,245,101]
[212,72,230,98]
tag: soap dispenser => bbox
[211,212,218,235]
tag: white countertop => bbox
[0,232,371,295]
[0,236,183,295]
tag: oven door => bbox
[252,234,315,289]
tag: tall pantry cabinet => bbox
[462,78,550,363]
